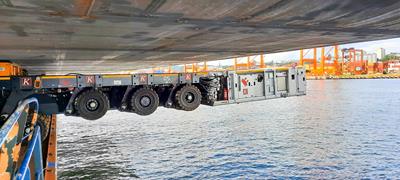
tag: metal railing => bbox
[0,97,44,180]
[0,98,38,146]
[16,125,43,180]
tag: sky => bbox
[207,37,400,66]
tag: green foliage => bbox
[381,54,398,61]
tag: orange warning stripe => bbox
[0,77,11,80]
[102,75,131,78]
[41,76,76,79]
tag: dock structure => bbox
[0,98,57,180]
[298,45,400,79]
[0,1,400,74]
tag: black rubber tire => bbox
[130,87,159,116]
[175,85,202,111]
[75,89,109,120]
[37,114,51,141]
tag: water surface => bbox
[58,80,400,179]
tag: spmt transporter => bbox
[0,61,306,179]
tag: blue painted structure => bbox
[0,98,45,180]
[16,126,43,180]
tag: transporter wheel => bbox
[36,114,51,141]
[75,89,109,120]
[130,87,159,116]
[175,85,201,111]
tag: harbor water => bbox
[58,79,400,179]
